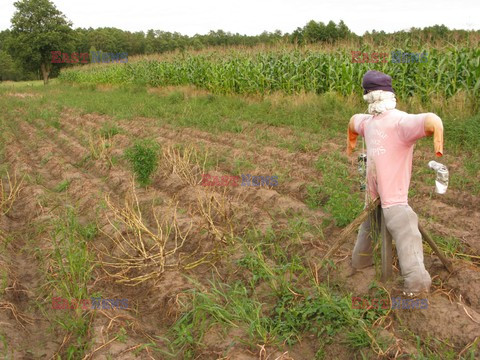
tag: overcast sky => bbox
[1,0,479,36]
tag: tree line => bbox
[0,0,478,83]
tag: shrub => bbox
[124,139,159,186]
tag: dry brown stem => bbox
[88,132,114,168]
[0,171,25,215]
[160,145,207,186]
[194,188,236,244]
[0,301,34,328]
[98,182,192,286]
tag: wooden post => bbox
[418,224,454,273]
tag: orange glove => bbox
[347,115,359,156]
[424,114,444,157]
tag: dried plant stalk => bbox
[161,144,237,244]
[88,132,114,167]
[0,171,25,216]
[194,188,235,244]
[0,301,34,328]
[161,145,207,186]
[98,183,192,286]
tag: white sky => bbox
[0,0,479,36]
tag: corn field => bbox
[59,47,480,99]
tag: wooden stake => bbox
[418,224,454,273]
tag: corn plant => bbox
[59,47,480,100]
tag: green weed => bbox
[0,332,10,359]
[270,288,358,346]
[411,335,479,360]
[430,235,464,259]
[100,122,121,139]
[54,179,71,192]
[46,208,95,358]
[49,208,93,301]
[310,154,364,226]
[345,328,371,349]
[169,280,270,358]
[232,157,255,174]
[124,139,160,186]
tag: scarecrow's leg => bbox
[352,206,379,269]
[383,205,432,293]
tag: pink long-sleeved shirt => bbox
[353,109,429,208]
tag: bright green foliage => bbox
[0,50,20,81]
[59,48,480,99]
[269,290,355,345]
[124,139,159,186]
[9,0,73,84]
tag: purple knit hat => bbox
[362,70,395,95]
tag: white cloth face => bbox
[363,90,397,115]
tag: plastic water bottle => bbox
[428,161,449,194]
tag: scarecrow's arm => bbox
[347,115,359,156]
[424,113,443,157]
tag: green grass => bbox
[100,122,121,139]
[0,268,8,296]
[0,332,10,359]
[426,234,471,262]
[167,227,391,358]
[0,79,50,88]
[412,335,479,360]
[0,83,359,136]
[269,288,358,346]
[232,156,255,174]
[54,179,71,192]
[171,280,271,353]
[49,208,94,300]
[45,208,96,358]
[310,153,364,226]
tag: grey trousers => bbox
[352,204,431,293]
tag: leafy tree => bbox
[89,45,97,63]
[303,20,321,43]
[9,0,73,84]
[291,27,304,44]
[337,20,351,39]
[325,20,338,43]
[304,20,335,43]
[0,50,18,81]
[145,29,155,54]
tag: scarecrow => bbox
[347,70,444,295]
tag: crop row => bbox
[58,48,480,98]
